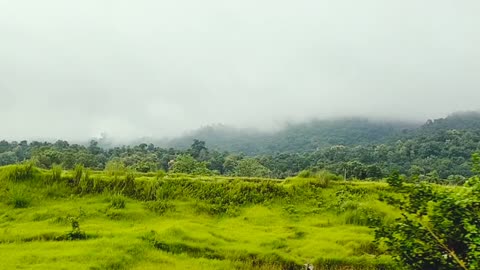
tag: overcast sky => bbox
[1,0,479,141]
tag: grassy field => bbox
[0,164,401,269]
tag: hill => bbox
[162,118,419,155]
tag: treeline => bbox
[1,112,479,182]
[1,127,480,183]
[163,118,416,154]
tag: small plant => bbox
[110,193,126,209]
[64,216,86,240]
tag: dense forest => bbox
[1,112,480,183]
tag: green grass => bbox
[0,165,401,269]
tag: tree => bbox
[170,154,212,175]
[189,140,208,161]
[386,170,403,188]
[223,154,242,175]
[0,151,17,166]
[376,153,480,269]
[233,158,271,178]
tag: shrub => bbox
[78,169,91,193]
[9,186,32,208]
[386,170,403,188]
[64,216,86,240]
[376,155,480,269]
[50,164,63,182]
[156,170,166,179]
[105,160,127,178]
[122,172,136,196]
[73,164,84,186]
[144,200,175,215]
[110,193,126,209]
[297,170,313,178]
[343,206,385,227]
[0,160,37,182]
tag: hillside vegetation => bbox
[0,163,401,269]
[2,112,480,181]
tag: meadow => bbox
[0,163,402,269]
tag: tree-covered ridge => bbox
[1,112,480,182]
[163,118,417,154]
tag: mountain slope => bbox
[162,118,419,154]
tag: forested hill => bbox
[2,111,480,180]
[411,111,480,136]
[162,118,419,154]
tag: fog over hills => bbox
[1,1,480,141]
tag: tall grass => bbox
[0,164,404,269]
[0,160,37,182]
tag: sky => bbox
[1,0,479,141]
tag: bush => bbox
[51,164,63,182]
[105,160,127,177]
[0,160,37,182]
[386,170,403,188]
[144,200,175,215]
[109,193,126,209]
[122,172,136,196]
[156,170,166,179]
[9,186,32,208]
[78,169,91,194]
[297,170,313,178]
[376,156,480,270]
[73,164,84,186]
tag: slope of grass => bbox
[0,165,401,269]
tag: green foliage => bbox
[105,160,127,177]
[2,112,480,181]
[73,164,84,185]
[50,164,63,182]
[472,153,480,175]
[64,216,87,240]
[0,163,404,269]
[0,160,37,182]
[109,193,127,209]
[376,153,480,269]
[170,154,213,175]
[8,185,32,208]
[386,170,403,188]
[287,170,340,189]
[297,169,313,178]
[155,169,166,179]
[233,158,271,178]
[78,168,91,194]
[122,172,136,196]
[144,200,175,215]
